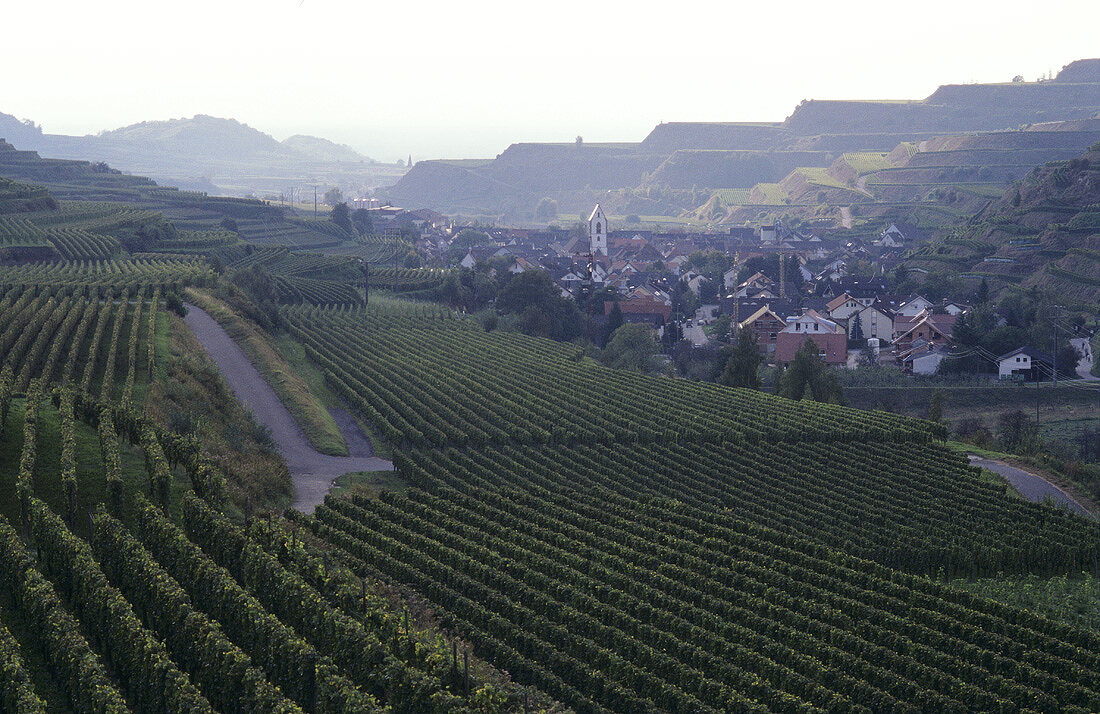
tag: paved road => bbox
[1070,337,1096,380]
[682,323,709,347]
[969,456,1094,519]
[183,304,393,513]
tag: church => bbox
[589,204,607,256]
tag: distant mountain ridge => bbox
[0,113,394,197]
[383,58,1100,216]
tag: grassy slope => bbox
[269,332,390,458]
[184,288,348,457]
[144,313,291,514]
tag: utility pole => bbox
[779,250,786,299]
[732,252,740,338]
[1052,305,1061,387]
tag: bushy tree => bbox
[535,197,558,220]
[497,270,583,341]
[601,324,661,373]
[352,208,373,235]
[439,269,497,312]
[331,202,354,235]
[719,329,762,389]
[323,187,343,206]
[778,339,844,404]
[999,410,1040,454]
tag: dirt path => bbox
[969,456,1095,519]
[183,304,393,513]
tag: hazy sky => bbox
[3,0,1097,162]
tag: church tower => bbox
[588,204,608,256]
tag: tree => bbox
[778,338,844,404]
[976,278,990,305]
[712,314,732,343]
[848,313,864,347]
[331,202,354,235]
[352,208,374,235]
[925,390,945,423]
[402,251,421,269]
[998,410,1039,454]
[601,324,660,373]
[719,329,762,389]
[602,302,624,348]
[497,270,583,341]
[323,187,344,206]
[535,198,559,221]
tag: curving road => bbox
[969,456,1094,519]
[183,304,393,513]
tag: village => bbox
[362,202,1090,381]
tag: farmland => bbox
[0,146,1098,714]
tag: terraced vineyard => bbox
[0,286,162,400]
[0,257,212,292]
[394,441,1100,578]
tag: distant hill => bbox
[0,113,402,198]
[383,58,1100,218]
[282,134,371,163]
[98,115,292,161]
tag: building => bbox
[606,294,671,325]
[738,305,786,353]
[903,344,951,375]
[775,310,847,366]
[895,295,934,317]
[892,311,957,354]
[855,301,895,342]
[997,347,1054,381]
[589,204,608,256]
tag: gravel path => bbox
[969,456,1094,519]
[183,304,393,513]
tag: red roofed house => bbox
[605,295,671,325]
[774,310,847,366]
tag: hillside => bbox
[0,145,1098,710]
[282,134,372,163]
[383,59,1100,220]
[904,143,1100,304]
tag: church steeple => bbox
[588,204,607,256]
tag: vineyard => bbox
[2,147,1099,712]
[0,386,516,714]
[0,285,163,403]
[282,303,942,449]
[294,478,1100,714]
[0,257,212,293]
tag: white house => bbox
[997,347,1053,380]
[589,204,608,256]
[942,301,971,316]
[856,303,894,342]
[826,293,864,321]
[723,266,740,291]
[895,295,934,317]
[907,345,950,375]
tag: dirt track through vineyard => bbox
[183,304,393,512]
